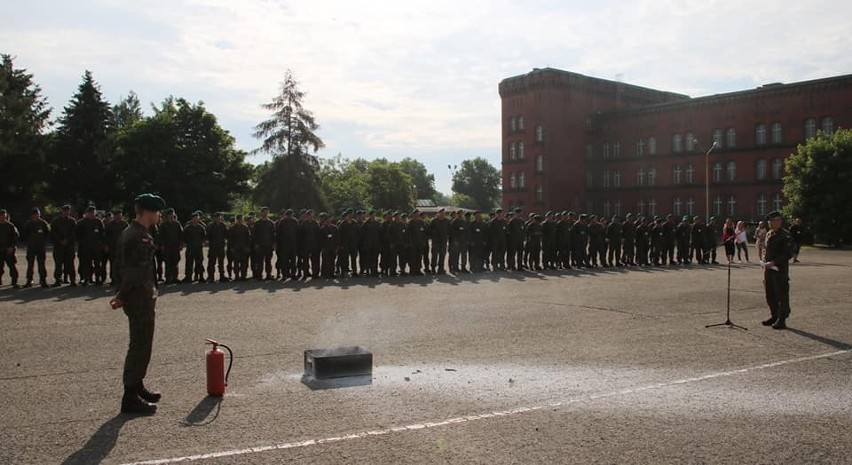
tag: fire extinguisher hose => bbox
[218,343,234,387]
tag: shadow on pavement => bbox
[181,396,222,427]
[61,414,131,465]
[788,328,852,351]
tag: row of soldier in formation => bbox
[0,204,730,287]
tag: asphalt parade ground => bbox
[1,247,850,464]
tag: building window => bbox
[804,118,817,140]
[613,170,622,188]
[509,172,517,189]
[604,201,611,218]
[518,116,524,131]
[649,198,657,216]
[713,195,722,216]
[586,145,594,160]
[510,117,517,132]
[673,165,682,185]
[636,168,645,187]
[637,199,645,215]
[603,170,611,189]
[727,195,736,216]
[535,185,543,203]
[673,197,682,216]
[712,129,723,147]
[772,193,783,211]
[712,162,722,183]
[648,137,657,155]
[756,159,767,180]
[614,200,622,216]
[587,200,594,215]
[726,161,736,182]
[509,142,517,160]
[535,125,543,142]
[603,143,610,159]
[756,124,767,145]
[647,168,657,186]
[672,133,682,153]
[636,139,645,157]
[771,158,783,180]
[771,122,782,144]
[726,128,736,148]
[518,142,525,160]
[535,155,544,173]
[685,132,695,152]
[613,142,621,158]
[686,197,695,216]
[686,164,695,184]
[586,171,593,188]
[822,116,834,135]
[518,172,526,188]
[757,194,767,216]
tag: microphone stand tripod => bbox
[706,260,747,330]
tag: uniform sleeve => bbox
[116,231,148,301]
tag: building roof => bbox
[593,72,852,119]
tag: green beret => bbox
[112,209,123,215]
[514,207,522,213]
[318,212,328,218]
[164,208,175,215]
[134,194,166,212]
[31,207,41,215]
[682,215,691,221]
[767,211,783,219]
[191,210,202,217]
[261,206,270,212]
[61,204,71,211]
[86,205,96,212]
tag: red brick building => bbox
[499,68,852,220]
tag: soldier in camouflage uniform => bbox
[110,193,166,416]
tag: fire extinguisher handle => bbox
[205,338,218,346]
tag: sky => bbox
[4,0,852,195]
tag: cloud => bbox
[2,0,852,194]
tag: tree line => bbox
[1,55,502,224]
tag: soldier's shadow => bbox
[788,328,852,351]
[60,414,132,465]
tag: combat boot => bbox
[761,317,777,326]
[772,318,787,330]
[137,383,162,403]
[121,389,157,415]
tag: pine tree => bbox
[48,70,115,207]
[252,69,324,157]
[252,70,328,210]
[0,54,51,213]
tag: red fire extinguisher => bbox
[206,339,233,397]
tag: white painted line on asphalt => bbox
[123,349,850,465]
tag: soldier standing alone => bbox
[110,194,166,415]
[762,211,793,330]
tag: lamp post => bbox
[694,140,718,222]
